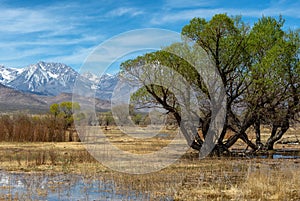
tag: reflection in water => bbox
[0,172,149,200]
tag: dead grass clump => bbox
[237,164,300,200]
[0,142,102,172]
[173,159,300,200]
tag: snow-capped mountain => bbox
[0,65,24,84]
[81,71,101,83]
[0,62,119,99]
[96,73,119,100]
[81,71,119,99]
[6,61,79,95]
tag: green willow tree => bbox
[50,102,81,129]
[121,14,300,154]
[121,44,207,150]
[244,17,300,150]
[181,14,258,152]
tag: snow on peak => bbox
[81,71,100,82]
[0,65,22,84]
[0,62,119,99]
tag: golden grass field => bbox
[0,126,299,200]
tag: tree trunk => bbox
[239,132,257,150]
[225,114,258,150]
[254,120,263,149]
[225,131,257,150]
[173,112,203,151]
[265,124,289,150]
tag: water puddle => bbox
[258,153,300,159]
[0,171,149,200]
[230,149,300,159]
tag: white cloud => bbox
[1,0,299,69]
[44,46,97,70]
[78,29,181,74]
[0,46,50,61]
[163,0,218,9]
[151,0,300,25]
[0,2,108,68]
[150,8,222,24]
[0,34,105,48]
[106,7,144,17]
[150,6,300,25]
[0,7,69,34]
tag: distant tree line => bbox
[0,113,70,142]
[0,101,170,142]
[0,102,81,142]
[91,109,176,127]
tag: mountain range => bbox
[0,61,118,112]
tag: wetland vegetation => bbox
[0,126,299,200]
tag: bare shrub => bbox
[0,113,77,142]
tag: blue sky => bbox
[0,0,299,73]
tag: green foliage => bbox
[120,13,300,151]
[103,111,115,126]
[49,102,81,129]
[50,103,60,117]
[132,113,143,125]
[246,16,300,126]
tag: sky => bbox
[0,0,299,74]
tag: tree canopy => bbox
[120,14,300,155]
[50,102,81,129]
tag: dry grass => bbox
[0,126,299,200]
[0,142,102,173]
[239,165,300,200]
[173,158,300,200]
[86,126,179,154]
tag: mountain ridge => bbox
[0,61,117,112]
[0,61,118,98]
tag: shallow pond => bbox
[0,171,150,200]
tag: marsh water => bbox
[0,171,150,200]
[230,148,300,159]
[0,151,299,200]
